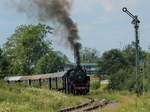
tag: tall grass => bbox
[0,81,88,112]
[101,92,150,112]
[90,79,100,90]
[1,79,150,112]
[88,78,150,112]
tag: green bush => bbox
[108,69,134,90]
[90,80,100,90]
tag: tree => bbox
[108,69,134,90]
[34,52,67,74]
[55,51,70,64]
[123,42,146,66]
[0,48,9,78]
[144,52,150,91]
[123,42,147,94]
[3,24,53,75]
[98,49,129,75]
[97,49,134,91]
[98,42,147,92]
[80,47,100,63]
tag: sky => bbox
[0,0,150,61]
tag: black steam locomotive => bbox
[62,43,90,95]
[63,65,90,95]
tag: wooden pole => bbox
[18,80,21,84]
[29,80,32,86]
[56,78,58,89]
[48,78,52,89]
[63,78,66,93]
[7,80,10,84]
[39,79,42,87]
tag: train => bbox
[4,65,90,95]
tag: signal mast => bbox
[122,7,143,95]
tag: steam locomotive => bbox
[63,65,90,95]
[62,43,90,95]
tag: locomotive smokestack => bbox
[74,43,81,67]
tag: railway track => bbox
[59,98,110,112]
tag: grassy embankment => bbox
[0,77,150,112]
[0,81,88,112]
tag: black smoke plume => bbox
[12,0,81,65]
